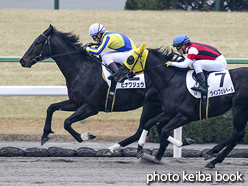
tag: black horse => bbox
[19,25,167,152]
[114,45,248,168]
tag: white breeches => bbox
[101,50,135,65]
[192,55,227,74]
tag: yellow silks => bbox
[123,42,149,74]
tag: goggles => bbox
[92,35,97,41]
[176,45,181,51]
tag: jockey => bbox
[166,34,227,94]
[82,23,136,73]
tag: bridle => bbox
[30,32,114,74]
[31,33,52,64]
[31,33,81,64]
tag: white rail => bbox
[0,85,182,157]
[0,86,68,96]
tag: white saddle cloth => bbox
[102,65,146,89]
[186,70,235,98]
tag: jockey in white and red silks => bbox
[166,34,227,94]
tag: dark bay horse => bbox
[19,25,167,152]
[114,45,248,168]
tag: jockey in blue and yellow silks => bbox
[83,23,136,73]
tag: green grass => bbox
[0,9,248,140]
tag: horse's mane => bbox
[148,46,190,72]
[53,28,82,50]
[148,46,175,61]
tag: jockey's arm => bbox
[86,36,111,55]
[171,58,193,68]
[169,47,197,68]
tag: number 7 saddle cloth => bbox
[186,70,235,98]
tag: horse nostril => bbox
[19,58,26,67]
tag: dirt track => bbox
[0,141,247,185]
[0,156,247,186]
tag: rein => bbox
[127,50,178,90]
[133,52,181,74]
[33,33,113,73]
[32,33,81,63]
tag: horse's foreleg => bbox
[64,103,98,143]
[154,134,170,161]
[116,98,163,151]
[106,125,144,154]
[155,112,190,161]
[137,112,172,159]
[41,100,78,145]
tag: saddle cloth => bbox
[102,65,146,89]
[186,70,235,98]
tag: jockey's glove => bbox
[80,46,88,52]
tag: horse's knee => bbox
[47,103,57,114]
[161,127,170,137]
[64,119,71,131]
[160,131,169,144]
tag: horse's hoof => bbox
[205,162,215,169]
[141,154,163,164]
[80,133,96,141]
[204,154,213,160]
[137,150,144,159]
[182,138,195,146]
[153,157,163,164]
[103,149,112,155]
[41,137,49,146]
[88,133,96,140]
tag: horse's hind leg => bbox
[205,106,247,168]
[204,137,232,160]
[41,100,78,145]
[109,97,163,153]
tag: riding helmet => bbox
[172,34,190,47]
[89,23,106,36]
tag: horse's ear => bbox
[43,24,54,36]
[49,24,54,31]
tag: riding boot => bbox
[191,72,207,94]
[108,62,119,81]
[108,62,119,73]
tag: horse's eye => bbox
[34,40,41,46]
[34,37,44,45]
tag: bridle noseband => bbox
[31,33,52,64]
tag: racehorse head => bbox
[115,43,175,83]
[20,24,54,68]
[114,42,148,83]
